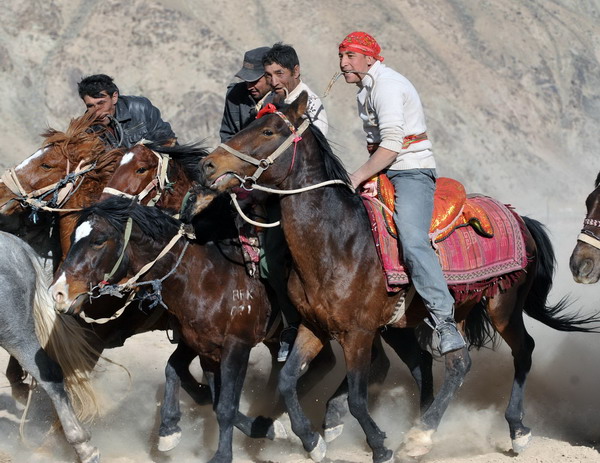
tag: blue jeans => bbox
[387,169,455,320]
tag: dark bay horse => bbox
[0,231,100,463]
[570,172,600,283]
[50,196,282,463]
[99,141,292,451]
[192,92,599,463]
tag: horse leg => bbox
[207,341,253,463]
[323,334,392,443]
[380,327,434,413]
[279,324,327,461]
[342,330,393,463]
[11,347,99,463]
[6,355,29,403]
[158,342,211,452]
[487,291,535,453]
[400,347,471,459]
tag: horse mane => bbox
[79,195,180,242]
[308,124,353,195]
[146,140,210,183]
[41,112,109,165]
[595,171,600,188]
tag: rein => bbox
[80,222,195,324]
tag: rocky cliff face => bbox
[1,0,599,218]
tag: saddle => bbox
[363,175,494,243]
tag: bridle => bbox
[102,141,173,207]
[214,107,351,228]
[79,218,195,325]
[216,107,310,187]
[0,156,97,220]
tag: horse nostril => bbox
[202,159,215,177]
[579,259,594,277]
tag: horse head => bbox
[51,196,181,315]
[570,173,600,283]
[201,92,310,193]
[101,141,208,213]
[0,112,123,258]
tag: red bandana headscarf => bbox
[338,31,384,62]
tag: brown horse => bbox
[191,92,600,463]
[570,172,600,283]
[50,195,283,463]
[99,141,295,451]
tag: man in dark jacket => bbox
[219,47,271,142]
[77,74,176,148]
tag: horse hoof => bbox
[80,447,100,463]
[158,431,182,452]
[272,419,287,439]
[324,424,344,442]
[512,430,532,454]
[308,434,326,462]
[401,427,434,458]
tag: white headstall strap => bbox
[577,233,600,250]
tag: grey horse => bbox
[0,230,100,463]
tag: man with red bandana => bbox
[338,31,465,355]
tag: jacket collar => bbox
[114,97,132,123]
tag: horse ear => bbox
[288,91,309,124]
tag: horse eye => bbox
[40,163,52,170]
[263,129,273,136]
[91,238,107,248]
[136,167,147,174]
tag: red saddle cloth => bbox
[362,182,528,302]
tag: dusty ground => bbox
[1,326,600,463]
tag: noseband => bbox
[578,217,600,250]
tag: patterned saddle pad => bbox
[362,192,528,293]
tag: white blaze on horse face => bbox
[16,147,48,171]
[120,151,135,166]
[74,221,93,244]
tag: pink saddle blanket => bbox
[362,194,528,294]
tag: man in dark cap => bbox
[219,46,271,142]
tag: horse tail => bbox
[522,215,600,332]
[30,254,101,422]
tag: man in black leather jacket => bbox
[77,74,176,148]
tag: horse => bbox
[190,92,600,463]
[50,195,288,463]
[99,140,296,451]
[570,172,600,283]
[0,231,100,463]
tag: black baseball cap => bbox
[235,46,270,82]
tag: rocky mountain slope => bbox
[2,0,600,219]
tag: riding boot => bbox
[427,309,466,355]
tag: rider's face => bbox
[264,63,300,97]
[82,91,118,125]
[246,75,270,100]
[339,51,374,84]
